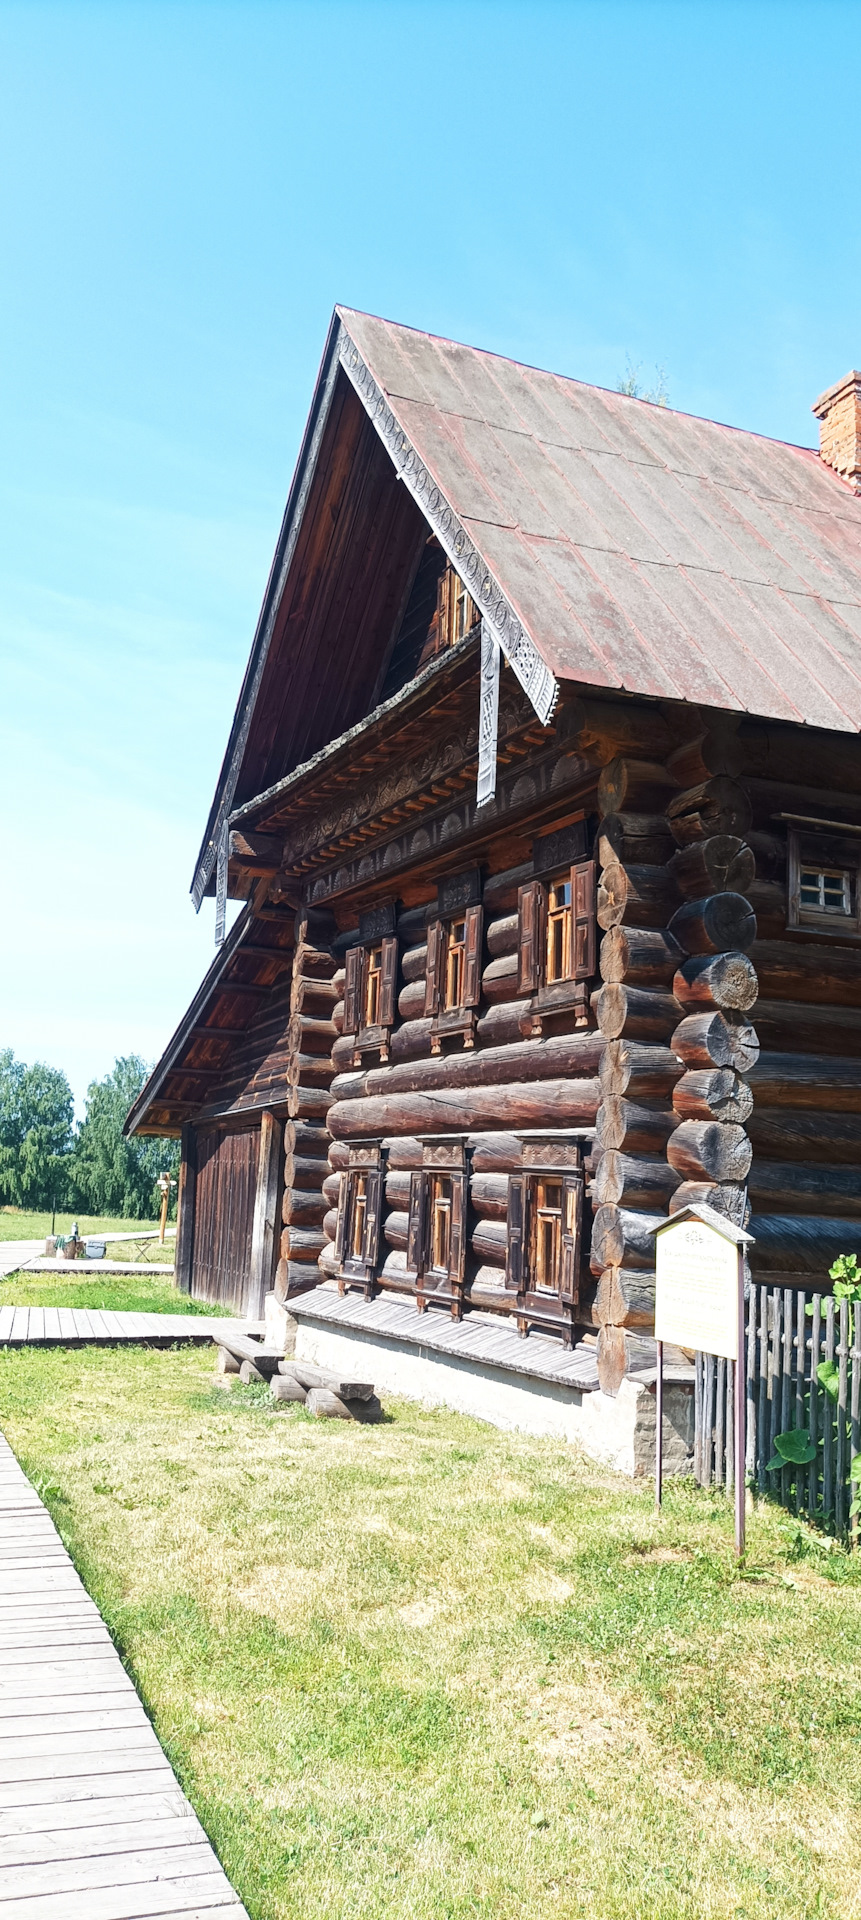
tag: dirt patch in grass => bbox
[0,1344,860,1919]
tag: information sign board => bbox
[654,1215,739,1360]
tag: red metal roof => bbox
[339,307,861,733]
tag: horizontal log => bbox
[599,1041,684,1102]
[671,1012,760,1073]
[597,863,679,931]
[279,1226,327,1263]
[672,1069,754,1125]
[286,1154,334,1193]
[471,1264,511,1298]
[596,812,675,869]
[330,1068,367,1102]
[744,879,787,940]
[322,1207,339,1242]
[471,1172,509,1219]
[287,1053,335,1090]
[486,913,520,958]
[350,1031,603,1102]
[284,1120,331,1159]
[332,999,345,1036]
[595,1100,678,1154]
[469,1133,527,1172]
[288,1085,332,1122]
[380,1249,410,1282]
[747,1052,861,1113]
[482,952,527,1003]
[594,1269,656,1330]
[667,777,752,847]
[597,757,678,815]
[322,1171,342,1207]
[390,1018,436,1064]
[482,861,534,914]
[472,1218,507,1266]
[668,835,754,900]
[286,1013,336,1055]
[274,1259,321,1302]
[747,1107,861,1166]
[672,951,758,1015]
[383,1210,409,1250]
[668,893,757,957]
[398,979,426,1022]
[590,1206,664,1273]
[667,728,745,787]
[749,1214,861,1277]
[748,1161,861,1217]
[400,944,428,985]
[668,1182,748,1226]
[556,694,674,765]
[599,926,682,987]
[754,999,861,1058]
[667,1119,752,1184]
[593,983,680,1042]
[329,1078,600,1140]
[593,1153,680,1209]
[281,1188,328,1228]
[475,1002,528,1049]
[331,967,346,996]
[750,940,861,1009]
[292,976,339,1015]
[327,1140,350,1172]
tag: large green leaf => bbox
[769,1428,817,1466]
[817,1360,840,1400]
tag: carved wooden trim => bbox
[338,327,558,727]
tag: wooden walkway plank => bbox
[0,1433,249,1918]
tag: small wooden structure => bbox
[126,315,861,1407]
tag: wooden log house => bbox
[126,318,861,1406]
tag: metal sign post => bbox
[651,1203,754,1559]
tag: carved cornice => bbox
[338,325,559,728]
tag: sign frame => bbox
[649,1203,754,1558]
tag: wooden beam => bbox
[174,1124,197,1295]
[230,829,283,863]
[189,1022,248,1039]
[248,1112,284,1317]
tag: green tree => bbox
[616,355,669,406]
[0,1050,74,1207]
[71,1056,179,1219]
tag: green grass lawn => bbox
[0,1263,224,1313]
[1,1345,859,1920]
[0,1206,172,1244]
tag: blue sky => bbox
[2,0,860,1110]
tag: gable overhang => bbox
[191,310,559,910]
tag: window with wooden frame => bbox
[425,902,484,1052]
[787,827,861,936]
[334,1155,384,1293]
[438,565,479,651]
[342,917,399,1063]
[406,1155,468,1316]
[506,1163,583,1332]
[518,854,596,1033]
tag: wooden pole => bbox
[655,1339,664,1508]
[158,1178,170,1246]
[735,1245,746,1558]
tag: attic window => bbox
[439,566,478,650]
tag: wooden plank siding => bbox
[190,1128,260,1313]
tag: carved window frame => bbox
[505,1145,583,1338]
[334,1146,385,1297]
[342,905,399,1063]
[406,1142,469,1317]
[518,852,596,1035]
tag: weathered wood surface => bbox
[0,1431,249,1917]
[0,1309,242,1348]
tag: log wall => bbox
[273,908,338,1302]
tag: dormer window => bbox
[439,566,478,650]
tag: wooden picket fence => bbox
[694,1283,861,1540]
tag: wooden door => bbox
[190,1125,260,1314]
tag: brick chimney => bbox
[812,370,861,490]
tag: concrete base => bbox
[293,1317,693,1479]
[263,1293,297,1356]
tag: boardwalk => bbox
[0,1308,235,1349]
[0,1432,249,1917]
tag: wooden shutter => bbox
[518,882,544,993]
[506,1174,527,1292]
[572,861,597,980]
[379,937,399,1027]
[333,1173,348,1267]
[448,1173,466,1283]
[463,905,484,1008]
[425,921,444,1017]
[407,1171,428,1279]
[362,1168,383,1275]
[343,946,363,1035]
[559,1171,583,1304]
